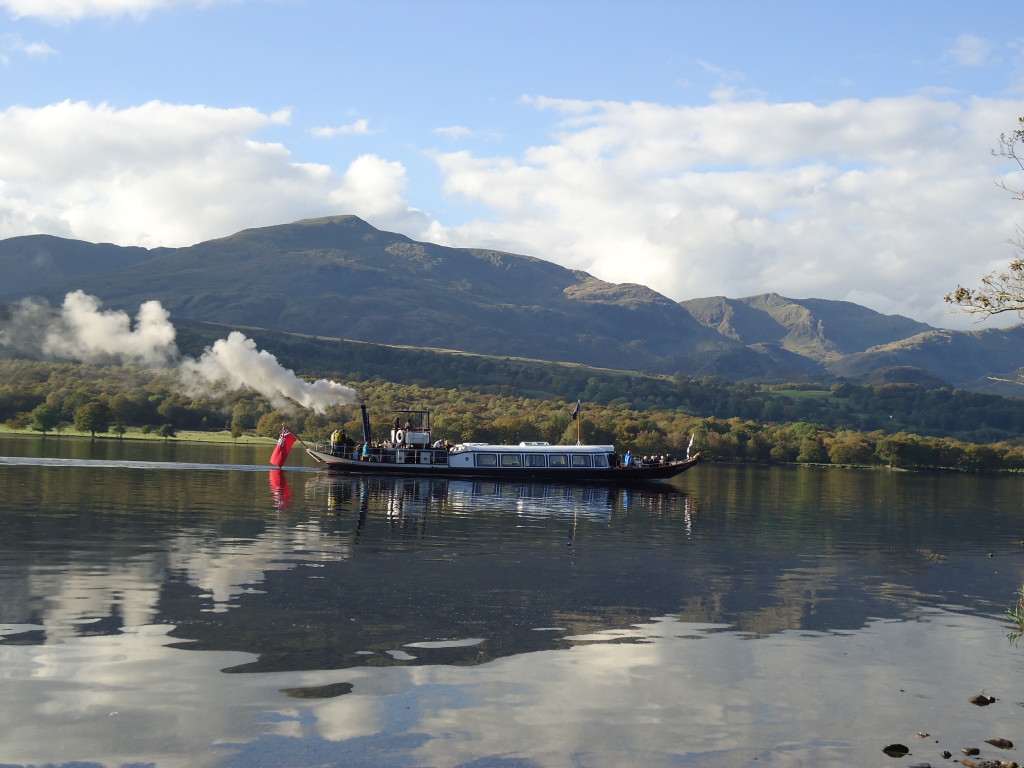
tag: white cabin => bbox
[448,442,616,470]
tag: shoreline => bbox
[0,426,276,445]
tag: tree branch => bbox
[946,118,1024,317]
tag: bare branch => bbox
[947,119,1024,317]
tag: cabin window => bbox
[500,454,523,467]
[524,454,546,468]
[475,453,498,467]
[593,454,609,467]
[547,454,568,467]
[571,455,593,468]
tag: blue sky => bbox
[2,0,1024,328]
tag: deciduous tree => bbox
[74,401,111,438]
[256,411,288,438]
[30,404,60,436]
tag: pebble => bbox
[986,738,1014,750]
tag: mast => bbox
[360,404,372,444]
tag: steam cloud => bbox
[0,290,359,413]
[44,291,178,367]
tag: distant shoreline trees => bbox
[2,358,1022,473]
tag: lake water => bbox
[2,434,1024,767]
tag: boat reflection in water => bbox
[307,473,692,535]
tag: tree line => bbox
[178,325,1024,444]
[2,358,1023,472]
[180,323,1024,444]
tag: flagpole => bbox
[285,425,312,451]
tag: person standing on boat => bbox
[362,442,371,461]
[624,450,633,468]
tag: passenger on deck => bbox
[362,442,371,461]
[624,450,633,468]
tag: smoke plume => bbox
[179,331,359,413]
[45,290,178,367]
[0,291,359,413]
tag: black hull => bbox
[306,449,702,484]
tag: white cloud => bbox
[434,125,503,142]
[432,95,1024,328]
[22,40,57,55]
[435,125,472,139]
[0,100,426,247]
[2,93,1023,330]
[310,118,372,138]
[327,153,431,235]
[948,33,993,67]
[0,0,238,22]
[696,59,745,82]
[0,34,57,64]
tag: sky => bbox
[1,1,1023,330]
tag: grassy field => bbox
[0,425,276,445]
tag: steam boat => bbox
[306,407,701,483]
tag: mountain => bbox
[1,215,1021,392]
[680,293,935,362]
[2,216,754,375]
[0,234,167,295]
[828,326,1024,395]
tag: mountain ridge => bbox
[0,215,1019,394]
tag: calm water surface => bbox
[2,434,1024,767]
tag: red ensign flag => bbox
[269,427,297,467]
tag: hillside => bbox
[680,293,934,362]
[0,234,166,295]
[829,326,1024,394]
[2,216,759,376]
[2,214,1023,393]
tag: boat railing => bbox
[312,442,450,466]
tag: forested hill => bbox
[2,214,1024,392]
[169,319,1024,445]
